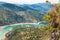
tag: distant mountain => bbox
[19,3,52,12]
[0,2,52,12]
[0,2,52,26]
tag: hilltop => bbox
[0,2,52,26]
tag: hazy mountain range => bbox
[0,2,52,26]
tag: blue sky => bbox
[0,0,59,4]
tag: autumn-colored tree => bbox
[43,5,60,40]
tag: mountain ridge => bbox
[0,2,52,26]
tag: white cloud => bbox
[49,0,59,4]
[0,0,59,4]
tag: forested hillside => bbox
[0,2,52,26]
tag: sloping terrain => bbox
[0,2,52,26]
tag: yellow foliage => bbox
[46,0,49,2]
[42,35,48,40]
[43,13,50,21]
[56,17,60,24]
[48,8,57,17]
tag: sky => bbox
[0,0,59,4]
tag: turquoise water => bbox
[0,26,14,39]
[0,24,38,39]
[0,21,48,39]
